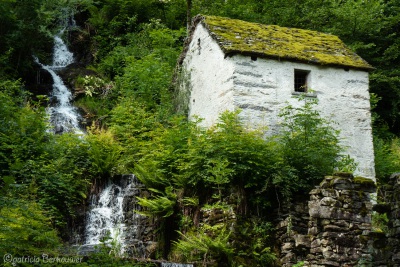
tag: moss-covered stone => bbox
[354,176,376,193]
[198,15,373,71]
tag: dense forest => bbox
[1,0,400,266]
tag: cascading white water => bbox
[84,182,126,252]
[81,175,147,256]
[161,263,194,267]
[35,28,82,134]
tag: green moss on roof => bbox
[199,15,373,70]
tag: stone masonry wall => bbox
[276,199,310,266]
[277,173,376,267]
[306,174,376,266]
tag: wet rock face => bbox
[276,173,376,267]
[120,175,159,258]
[71,175,158,258]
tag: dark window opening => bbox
[294,69,310,92]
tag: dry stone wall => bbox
[275,199,310,266]
[276,173,376,267]
[306,174,376,266]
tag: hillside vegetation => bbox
[1,0,400,266]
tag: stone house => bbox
[177,15,375,179]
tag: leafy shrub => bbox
[374,136,400,183]
[135,111,280,214]
[173,223,234,264]
[275,97,345,198]
[0,197,61,256]
[372,212,389,233]
[85,126,123,178]
[75,75,114,97]
[116,54,174,109]
[233,218,277,266]
[36,133,92,228]
[137,187,177,218]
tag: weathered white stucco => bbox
[181,23,375,180]
[180,24,236,125]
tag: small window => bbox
[294,69,310,92]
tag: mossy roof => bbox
[195,15,373,71]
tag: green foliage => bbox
[85,0,185,61]
[275,97,344,197]
[35,133,91,228]
[233,218,277,266]
[108,99,165,173]
[137,187,177,218]
[0,80,92,232]
[173,223,234,264]
[374,137,400,183]
[3,0,400,265]
[116,54,173,109]
[0,197,61,256]
[0,80,48,185]
[85,126,123,179]
[135,111,280,212]
[134,107,344,263]
[74,95,112,124]
[0,0,57,78]
[75,75,113,97]
[75,238,157,267]
[372,212,389,233]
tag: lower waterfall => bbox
[80,175,150,257]
[161,263,194,267]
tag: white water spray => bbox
[84,182,126,250]
[161,263,194,267]
[82,175,147,256]
[35,28,82,134]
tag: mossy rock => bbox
[353,176,376,193]
[332,172,354,178]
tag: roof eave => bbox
[223,50,375,72]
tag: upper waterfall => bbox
[35,27,83,134]
[53,33,74,68]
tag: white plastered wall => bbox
[230,55,375,179]
[181,23,235,126]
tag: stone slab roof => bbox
[191,15,373,71]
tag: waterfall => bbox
[84,182,126,248]
[35,27,82,134]
[161,263,194,267]
[80,175,148,257]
